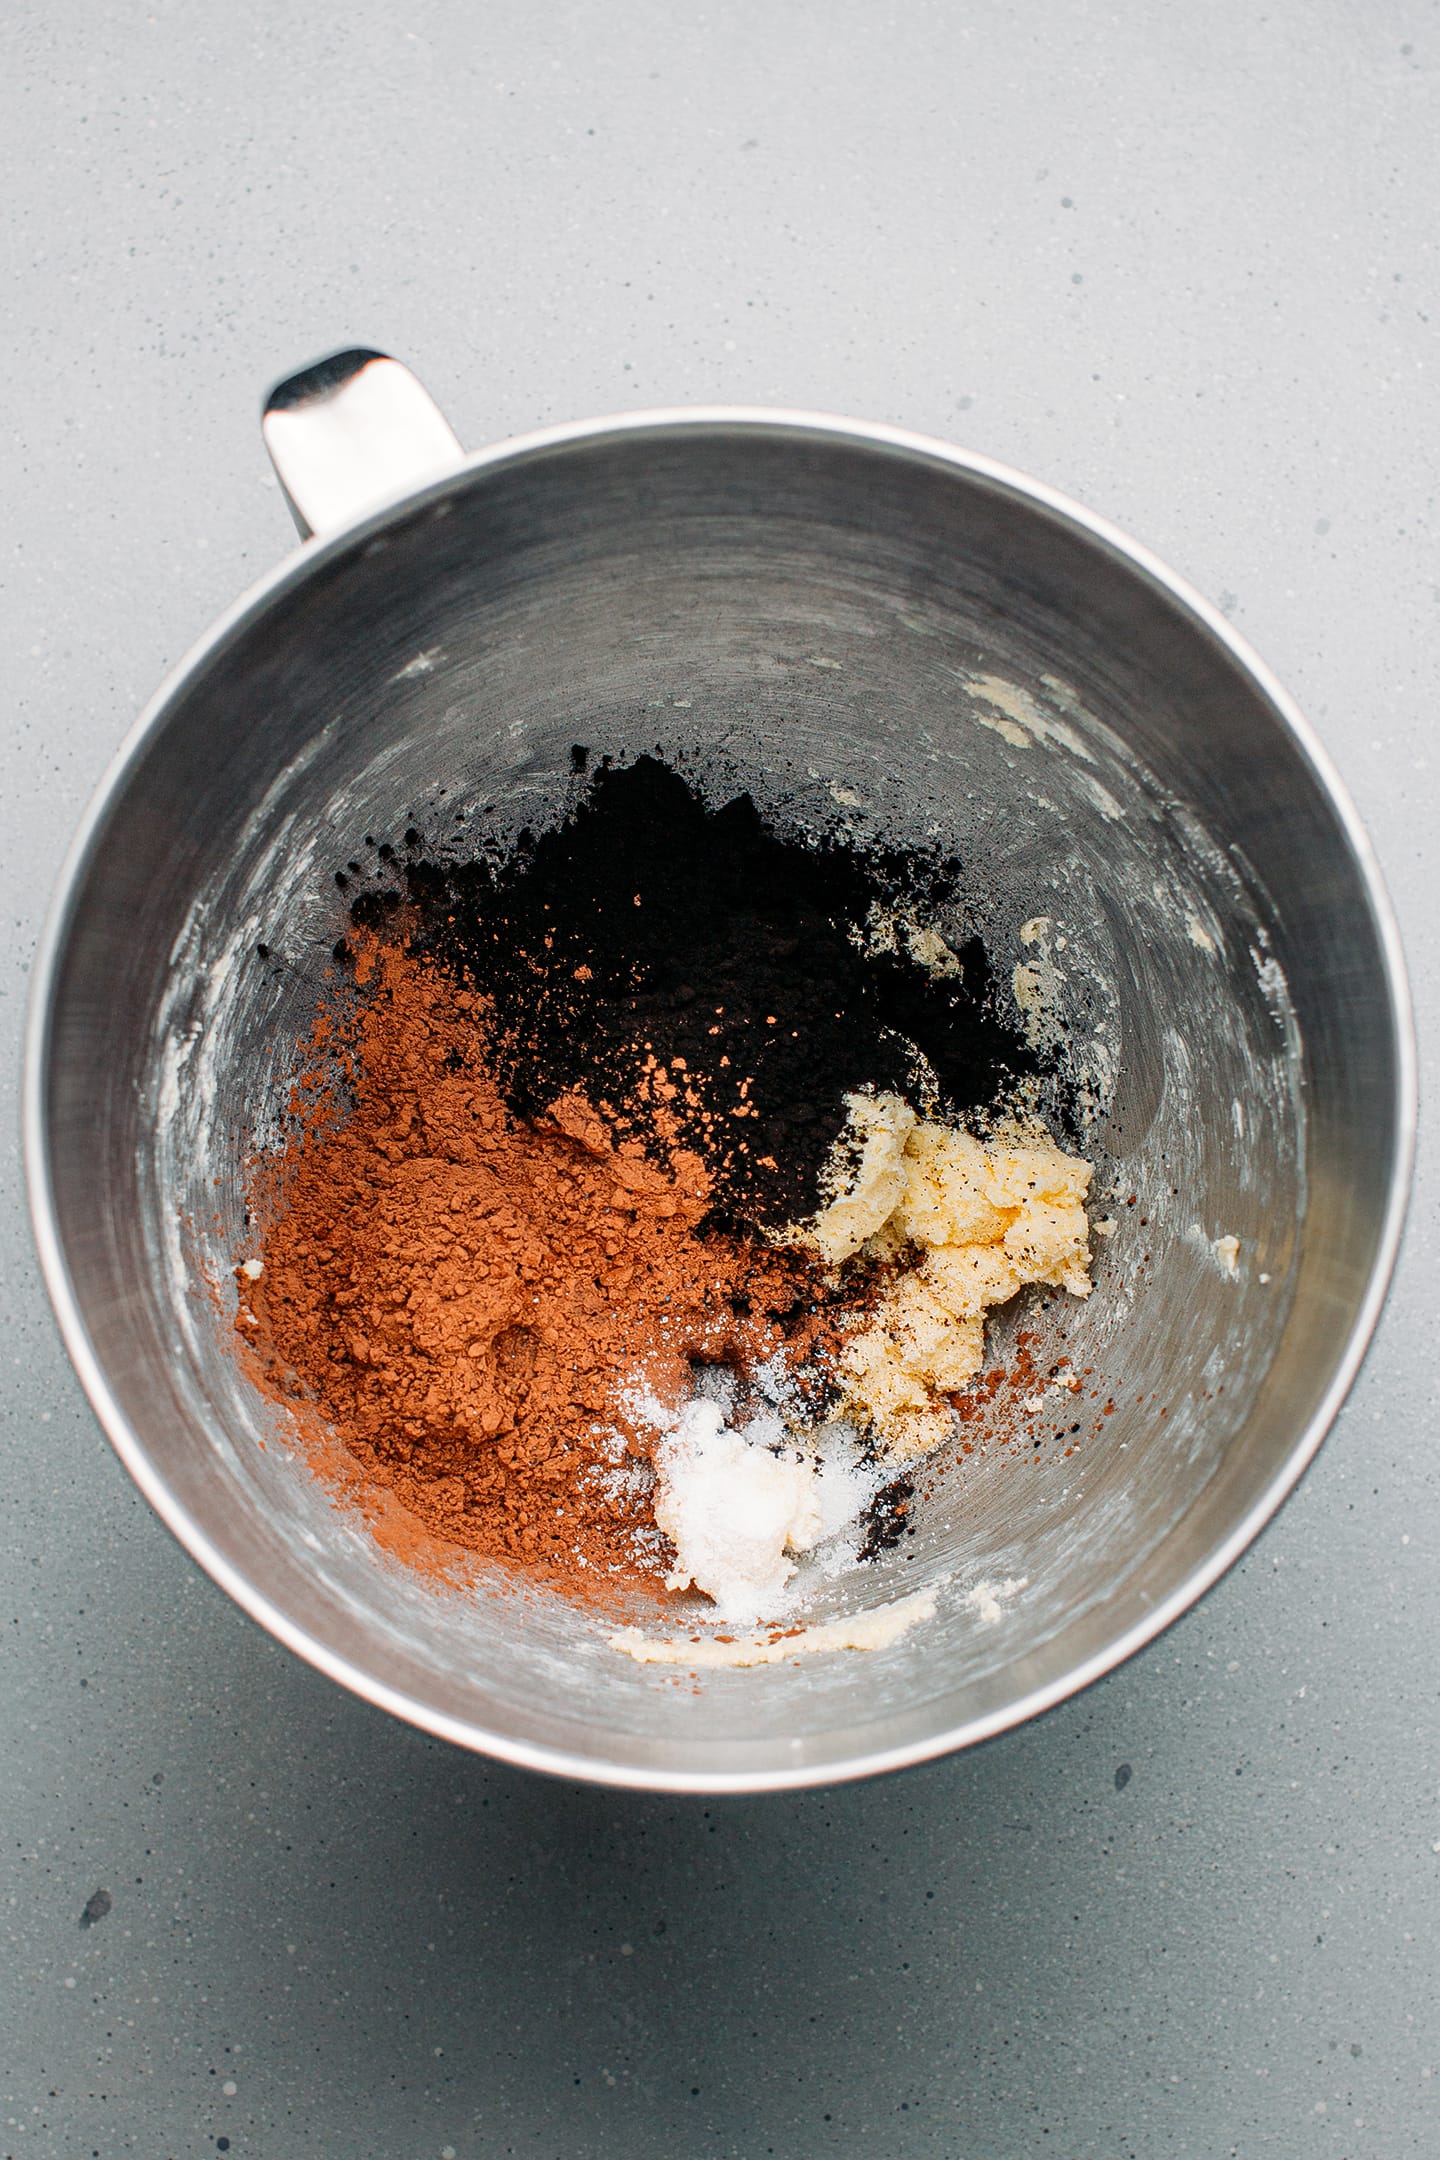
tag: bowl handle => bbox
[260,348,464,540]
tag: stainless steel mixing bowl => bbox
[25,350,1415,1791]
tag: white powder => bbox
[636,1373,885,1626]
[653,1400,821,1622]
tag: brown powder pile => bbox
[239,941,855,1606]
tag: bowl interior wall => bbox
[38,426,1400,1780]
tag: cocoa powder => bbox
[383,755,1048,1226]
[240,940,855,1607]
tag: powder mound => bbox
[239,942,860,1608]
[389,756,1044,1227]
[634,1379,888,1624]
[652,1399,823,1622]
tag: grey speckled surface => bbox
[2,3,1436,2155]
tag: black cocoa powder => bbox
[360,755,1045,1225]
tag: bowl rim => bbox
[23,405,1419,1793]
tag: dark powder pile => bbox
[355,754,1044,1226]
